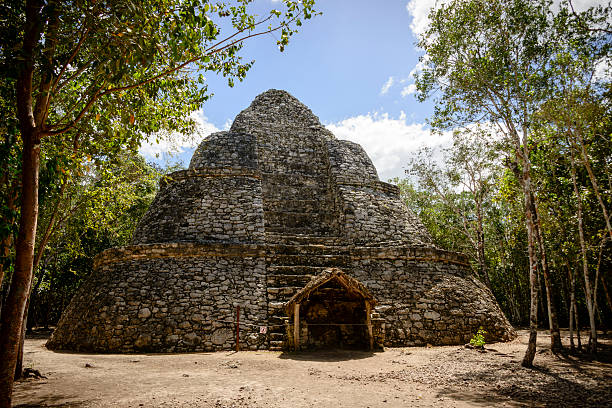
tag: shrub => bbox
[470,327,487,348]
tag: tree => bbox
[415,0,609,365]
[407,127,500,288]
[536,89,611,354]
[0,0,318,405]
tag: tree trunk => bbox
[575,299,582,351]
[575,134,612,239]
[567,264,576,352]
[0,130,41,407]
[14,297,29,381]
[601,274,612,315]
[521,165,539,368]
[531,196,563,352]
[15,261,46,380]
[568,144,597,354]
[475,199,491,288]
[573,271,582,351]
[0,0,45,404]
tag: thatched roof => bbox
[284,268,376,314]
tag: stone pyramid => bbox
[48,90,515,352]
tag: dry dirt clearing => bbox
[14,330,612,408]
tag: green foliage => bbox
[469,327,487,348]
[1,0,319,147]
[410,0,612,333]
[27,150,172,328]
[0,0,319,325]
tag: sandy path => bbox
[13,330,612,407]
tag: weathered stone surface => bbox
[47,89,515,353]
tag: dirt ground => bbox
[13,329,612,408]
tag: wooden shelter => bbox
[285,268,377,350]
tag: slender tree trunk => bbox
[575,134,612,239]
[13,297,29,381]
[475,199,491,288]
[567,264,576,352]
[531,196,563,352]
[521,165,540,368]
[601,274,612,315]
[575,298,582,351]
[568,144,597,354]
[15,268,43,380]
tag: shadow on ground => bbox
[279,348,376,361]
[435,344,612,408]
[14,382,90,408]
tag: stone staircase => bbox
[256,126,348,350]
[265,245,348,350]
[261,173,338,237]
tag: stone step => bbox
[266,254,348,267]
[268,265,327,275]
[268,301,287,311]
[268,293,298,303]
[269,332,285,341]
[269,340,285,351]
[266,286,300,300]
[266,318,290,331]
[263,199,325,213]
[262,173,329,186]
[268,245,344,256]
[263,211,337,230]
[265,233,344,246]
[262,185,329,200]
[267,274,314,287]
[264,226,337,236]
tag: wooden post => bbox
[236,305,240,352]
[293,303,300,351]
[366,301,374,351]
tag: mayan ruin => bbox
[47,90,515,353]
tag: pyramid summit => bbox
[48,90,515,352]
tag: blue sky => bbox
[200,0,428,124]
[140,0,604,181]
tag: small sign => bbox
[259,326,267,334]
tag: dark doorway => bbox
[300,279,369,350]
[285,268,377,351]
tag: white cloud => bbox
[326,113,453,181]
[406,0,442,37]
[409,58,427,78]
[139,109,220,158]
[594,56,611,81]
[380,76,395,95]
[555,0,605,12]
[400,83,417,97]
[406,0,603,38]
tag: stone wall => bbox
[48,242,515,352]
[189,132,258,170]
[132,169,265,245]
[337,185,434,246]
[48,89,515,353]
[326,138,433,246]
[47,244,268,353]
[327,139,379,184]
[348,249,514,345]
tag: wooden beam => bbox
[294,303,300,351]
[366,301,374,351]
